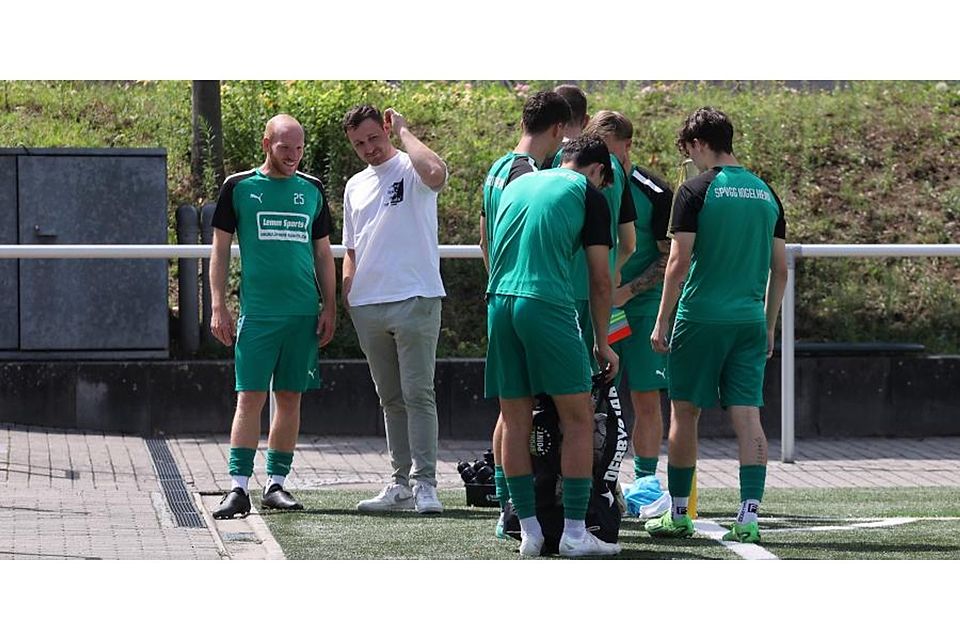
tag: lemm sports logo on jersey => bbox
[385,179,404,206]
[256,212,310,243]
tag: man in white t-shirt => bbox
[341,104,448,515]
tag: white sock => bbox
[519,516,543,540]
[672,497,689,520]
[267,475,285,490]
[563,518,586,540]
[230,475,249,494]
[737,499,760,525]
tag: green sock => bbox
[740,465,767,502]
[266,449,294,477]
[667,464,696,498]
[227,447,256,478]
[505,474,536,519]
[494,465,510,510]
[562,477,592,521]
[634,456,659,478]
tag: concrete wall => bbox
[1,356,958,438]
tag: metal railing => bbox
[779,243,960,462]
[0,244,483,260]
[3,242,958,462]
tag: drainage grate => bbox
[145,438,205,528]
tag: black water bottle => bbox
[483,449,495,467]
[475,464,494,484]
[458,461,477,484]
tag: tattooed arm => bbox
[611,254,668,308]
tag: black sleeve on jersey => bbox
[670,169,718,234]
[211,175,241,233]
[508,156,537,183]
[301,174,333,240]
[770,185,786,240]
[630,167,674,241]
[480,157,536,219]
[583,183,613,248]
[312,193,332,240]
[618,179,638,224]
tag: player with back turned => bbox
[646,107,788,543]
[479,90,571,540]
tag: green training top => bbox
[481,152,538,259]
[619,165,673,317]
[568,155,634,300]
[487,168,612,308]
[670,165,786,324]
[212,169,332,316]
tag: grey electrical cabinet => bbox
[0,148,168,359]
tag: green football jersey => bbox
[549,147,563,169]
[487,168,612,308]
[481,152,538,254]
[212,169,332,316]
[671,166,785,323]
[620,165,673,316]
[570,154,631,300]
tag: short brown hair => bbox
[553,84,588,126]
[342,104,383,132]
[676,107,734,154]
[522,91,571,134]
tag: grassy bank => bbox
[2,80,958,356]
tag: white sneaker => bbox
[413,480,443,514]
[519,531,544,557]
[558,531,622,558]
[356,482,414,512]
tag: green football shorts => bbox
[613,313,668,392]
[667,319,767,408]
[485,294,592,399]
[234,315,321,392]
[574,298,598,373]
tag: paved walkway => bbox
[2,423,959,560]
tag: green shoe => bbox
[722,521,761,543]
[644,510,695,538]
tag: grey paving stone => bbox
[3,425,960,560]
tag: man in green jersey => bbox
[611,163,673,518]
[546,84,588,172]
[209,114,337,519]
[480,91,569,270]
[486,134,621,558]
[646,107,788,542]
[554,110,638,367]
[582,110,638,282]
[479,90,571,540]
[554,84,589,139]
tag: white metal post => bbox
[781,246,798,463]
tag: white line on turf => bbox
[695,519,779,560]
[760,516,960,523]
[768,516,917,533]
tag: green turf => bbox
[261,487,960,560]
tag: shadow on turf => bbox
[760,540,960,555]
[259,506,494,520]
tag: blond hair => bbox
[583,110,633,141]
